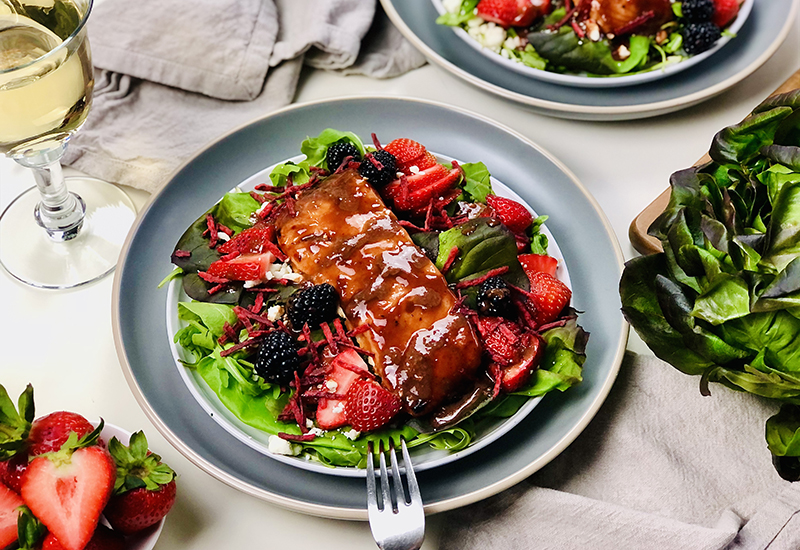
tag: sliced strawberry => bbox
[477,0,541,28]
[315,349,370,430]
[395,168,461,213]
[217,225,275,255]
[344,379,401,432]
[528,271,571,325]
[476,316,527,366]
[28,412,94,457]
[413,152,438,171]
[21,429,115,550]
[496,333,544,392]
[712,0,739,27]
[42,525,124,550]
[206,251,276,281]
[0,481,24,549]
[519,253,558,278]
[383,139,428,171]
[486,194,533,234]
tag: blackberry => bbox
[682,21,721,55]
[358,150,397,187]
[680,0,714,22]
[255,330,301,385]
[288,283,340,329]
[477,276,514,318]
[326,141,361,172]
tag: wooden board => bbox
[629,69,800,256]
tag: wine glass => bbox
[0,0,136,289]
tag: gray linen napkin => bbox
[63,0,426,193]
[441,352,800,550]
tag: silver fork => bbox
[366,439,425,550]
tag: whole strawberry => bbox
[486,194,533,234]
[21,423,115,550]
[28,411,95,456]
[344,379,402,432]
[103,431,177,535]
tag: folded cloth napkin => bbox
[440,352,800,550]
[62,0,426,193]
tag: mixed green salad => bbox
[162,129,588,469]
[437,0,742,78]
[619,90,800,479]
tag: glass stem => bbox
[12,141,86,242]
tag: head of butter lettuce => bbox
[619,90,800,480]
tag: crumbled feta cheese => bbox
[243,280,260,289]
[325,379,339,392]
[268,435,299,455]
[616,44,630,60]
[332,402,345,414]
[503,35,521,50]
[308,427,325,437]
[267,304,284,322]
[306,418,314,429]
[269,262,303,283]
[482,24,506,50]
[343,429,361,441]
[409,165,420,174]
[585,20,601,42]
[442,0,462,13]
[217,231,230,242]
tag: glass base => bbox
[0,176,137,289]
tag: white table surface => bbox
[1,14,799,548]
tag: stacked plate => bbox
[113,97,628,519]
[382,0,797,120]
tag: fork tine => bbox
[378,440,393,512]
[400,439,421,506]
[366,441,380,514]
[388,441,406,506]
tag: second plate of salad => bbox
[432,0,753,87]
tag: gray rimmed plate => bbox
[382,0,798,120]
[113,97,628,520]
[430,0,754,88]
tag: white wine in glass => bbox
[0,0,136,289]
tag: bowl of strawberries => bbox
[0,384,176,550]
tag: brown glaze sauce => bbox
[276,170,482,418]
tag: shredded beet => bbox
[442,246,459,274]
[197,271,231,284]
[489,364,503,399]
[398,220,424,232]
[365,153,384,171]
[571,20,585,38]
[251,292,265,314]
[249,191,268,204]
[333,318,348,340]
[321,323,339,354]
[205,214,218,248]
[264,241,288,262]
[218,223,233,236]
[347,325,370,337]
[549,5,577,30]
[333,155,355,175]
[614,10,654,36]
[310,166,329,176]
[514,296,538,332]
[233,306,274,328]
[508,282,538,302]
[173,249,191,258]
[337,340,375,358]
[372,133,383,150]
[301,324,320,363]
[454,266,510,289]
[221,322,240,345]
[219,336,264,357]
[278,432,316,442]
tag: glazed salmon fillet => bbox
[276,169,482,417]
[589,0,672,35]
